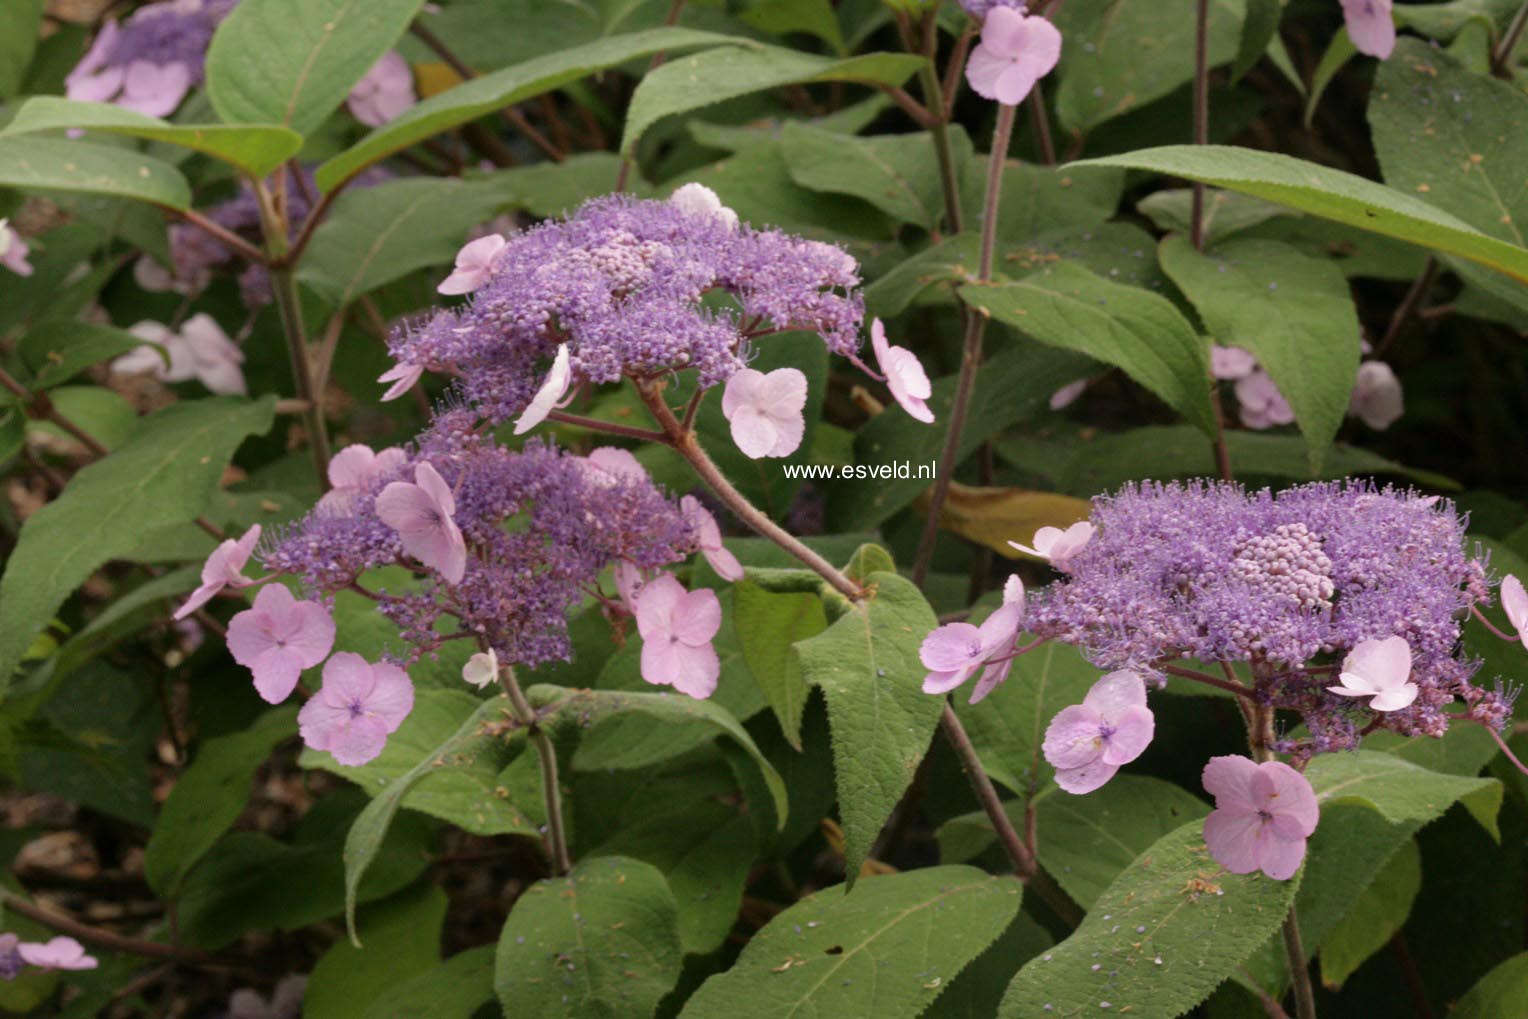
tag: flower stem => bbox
[635,382,863,601]
[915,9,965,233]
[545,409,670,444]
[1160,663,1260,700]
[1470,604,1520,643]
[498,663,572,875]
[910,101,1017,585]
[1492,0,1528,76]
[1190,0,1211,252]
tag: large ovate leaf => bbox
[679,867,1022,1019]
[962,263,1218,436]
[1233,0,1284,81]
[17,321,157,391]
[1306,749,1501,830]
[0,0,43,97]
[0,137,190,209]
[732,580,828,749]
[494,856,683,1019]
[1073,145,1528,285]
[1159,235,1361,471]
[306,883,449,1019]
[1450,951,1528,1019]
[998,820,1302,1019]
[206,0,425,136]
[1318,837,1421,989]
[362,945,495,1019]
[780,123,971,230]
[793,570,941,880]
[0,97,302,177]
[0,396,277,686]
[317,28,734,190]
[622,45,927,156]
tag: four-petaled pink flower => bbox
[1202,755,1319,880]
[1349,361,1403,430]
[682,496,743,582]
[722,367,808,459]
[346,51,417,128]
[298,653,415,767]
[0,219,33,277]
[1008,521,1094,570]
[114,315,247,396]
[921,578,1024,702]
[378,361,424,402]
[462,647,499,689]
[376,462,468,584]
[438,234,507,296]
[965,5,1063,106]
[870,319,935,424]
[318,443,407,515]
[227,585,337,704]
[1502,574,1528,650]
[1042,670,1155,793]
[635,574,722,699]
[175,524,263,620]
[1342,0,1396,59]
[514,344,573,435]
[1327,635,1417,711]
[17,936,98,972]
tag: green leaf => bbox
[306,882,449,1019]
[1318,837,1420,989]
[1306,749,1502,830]
[298,177,506,306]
[1450,951,1528,1019]
[144,706,298,897]
[679,867,1022,1019]
[361,945,495,1019]
[0,98,302,177]
[0,137,190,209]
[206,0,424,136]
[622,46,927,156]
[1232,0,1283,81]
[1051,0,1247,133]
[528,684,789,826]
[494,856,683,1019]
[0,396,277,686]
[1071,145,1528,286]
[17,321,156,391]
[1137,188,1294,249]
[338,694,522,942]
[1159,235,1361,471]
[793,570,941,880]
[317,28,734,191]
[962,263,1218,436]
[1303,28,1357,127]
[965,162,1126,243]
[740,0,846,53]
[0,0,45,98]
[922,913,1055,1019]
[479,152,654,219]
[732,580,828,749]
[998,821,1303,1019]
[1370,38,1528,255]
[302,689,538,837]
[1393,0,1522,40]
[780,123,970,230]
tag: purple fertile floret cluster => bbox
[1027,481,1506,755]
[105,0,238,83]
[387,194,864,426]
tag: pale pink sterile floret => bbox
[1235,370,1296,430]
[297,652,415,767]
[1327,634,1418,712]
[582,446,648,485]
[174,524,263,620]
[1342,0,1396,59]
[377,361,424,402]
[513,344,572,435]
[1041,670,1155,793]
[1008,521,1094,570]
[375,461,468,584]
[669,182,739,231]
[462,647,498,689]
[682,495,744,582]
[114,314,246,396]
[1211,345,1258,381]
[226,584,336,704]
[1049,378,1090,410]
[965,6,1063,106]
[1502,575,1528,650]
[635,574,722,699]
[870,319,935,424]
[318,444,408,515]
[721,367,808,459]
[346,51,417,128]
[1349,360,1404,431]
[116,59,193,117]
[1201,755,1319,880]
[17,936,98,972]
[438,233,508,296]
[0,219,33,277]
[921,580,1024,700]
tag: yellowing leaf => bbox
[916,482,1091,559]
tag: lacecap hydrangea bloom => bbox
[66,0,238,117]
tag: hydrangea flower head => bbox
[1042,670,1154,793]
[227,585,336,703]
[66,0,237,116]
[347,51,417,127]
[1202,755,1318,880]
[298,652,414,766]
[1328,635,1417,711]
[965,5,1062,106]
[1342,0,1396,59]
[16,936,98,972]
[635,574,722,698]
[175,524,262,620]
[722,367,808,459]
[870,319,934,424]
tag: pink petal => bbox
[969,657,1014,704]
[514,344,572,435]
[1055,758,1119,795]
[1503,574,1528,636]
[1343,0,1396,58]
[922,665,978,695]
[413,462,456,517]
[119,60,191,118]
[1083,669,1148,718]
[1043,704,1105,771]
[640,636,682,689]
[1253,827,1308,880]
[328,445,379,491]
[764,404,805,458]
[364,662,415,732]
[250,646,306,704]
[375,481,442,535]
[1261,762,1319,837]
[721,368,766,419]
[991,63,1043,106]
[965,45,1013,103]
[588,447,647,482]
[705,545,744,582]
[980,6,1030,55]
[634,574,685,641]
[1343,635,1412,691]
[328,714,391,766]
[1368,682,1420,712]
[1100,704,1154,766]
[885,348,935,423]
[67,67,125,103]
[287,600,337,666]
[298,695,348,752]
[759,367,809,413]
[321,652,377,705]
[173,581,221,621]
[1002,574,1025,609]
[729,404,782,459]
[438,234,506,295]
[1211,345,1257,380]
[920,622,983,671]
[977,601,1023,655]
[1204,808,1264,874]
[668,641,720,699]
[1202,754,1262,811]
[378,362,423,401]
[1350,361,1403,430]
[402,523,467,584]
[870,319,891,368]
[227,607,277,666]
[671,588,722,647]
[1050,379,1089,410]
